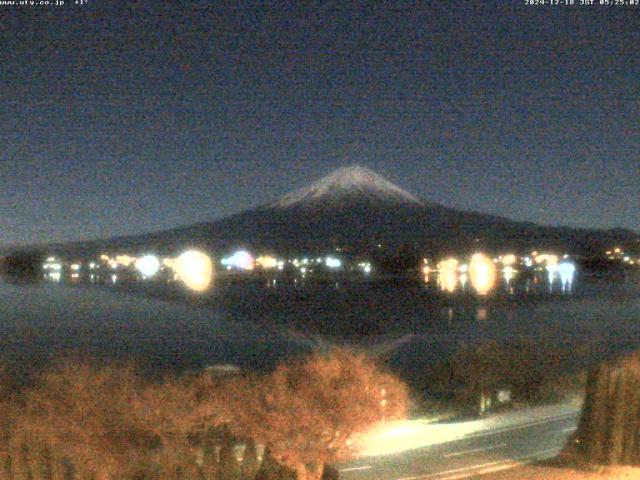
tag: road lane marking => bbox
[340,465,373,473]
[562,426,577,433]
[444,443,507,458]
[391,446,561,480]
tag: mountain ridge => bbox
[2,166,638,257]
[270,165,424,209]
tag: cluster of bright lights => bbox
[43,258,62,271]
[325,256,342,269]
[135,255,161,278]
[437,258,459,273]
[100,253,138,270]
[174,250,213,292]
[255,255,278,269]
[469,253,497,295]
[115,255,134,267]
[500,254,517,266]
[358,262,372,274]
[536,253,559,268]
[221,250,254,271]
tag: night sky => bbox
[1,1,638,246]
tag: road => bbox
[339,409,580,480]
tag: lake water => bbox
[0,273,639,387]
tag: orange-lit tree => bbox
[15,360,158,480]
[131,370,235,478]
[232,348,410,480]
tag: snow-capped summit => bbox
[271,165,424,209]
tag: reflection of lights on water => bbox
[469,253,497,295]
[439,273,457,293]
[135,255,160,278]
[437,258,459,293]
[476,307,487,321]
[458,264,468,273]
[70,263,81,271]
[503,266,516,283]
[111,274,118,284]
[49,272,61,282]
[558,261,576,292]
[175,250,213,292]
[221,250,254,270]
[523,256,533,267]
[459,273,468,288]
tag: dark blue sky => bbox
[1,1,638,246]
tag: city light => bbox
[535,254,559,267]
[43,261,62,271]
[325,256,342,268]
[501,254,517,266]
[438,258,458,273]
[256,255,278,269]
[358,262,372,274]
[221,250,254,271]
[469,253,497,295]
[115,255,135,267]
[175,250,213,292]
[135,255,160,278]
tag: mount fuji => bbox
[28,165,638,257]
[270,165,424,209]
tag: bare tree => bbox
[232,348,410,480]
